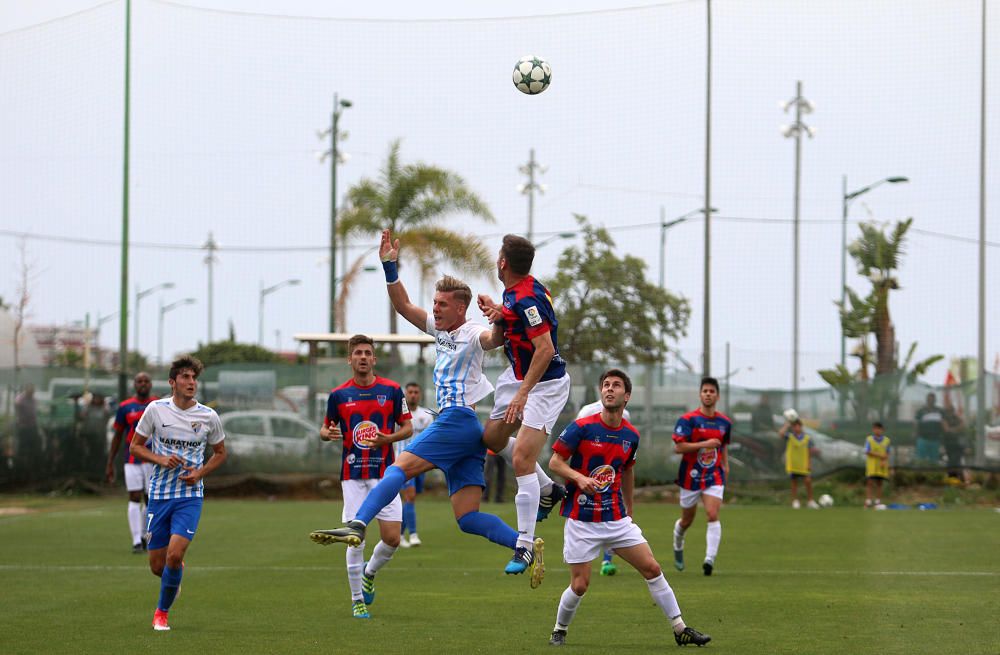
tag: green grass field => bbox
[1,496,998,654]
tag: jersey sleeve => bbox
[672,416,692,444]
[553,421,582,458]
[514,296,552,340]
[723,419,732,446]
[113,403,127,430]
[625,435,639,470]
[394,387,412,424]
[325,391,338,427]
[207,411,225,445]
[135,404,156,439]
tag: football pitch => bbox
[1,497,997,655]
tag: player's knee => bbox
[128,491,142,503]
[641,561,663,579]
[165,551,184,569]
[705,509,720,522]
[149,560,164,577]
[570,579,589,595]
[384,535,401,548]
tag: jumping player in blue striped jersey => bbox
[310,229,545,588]
[129,356,227,632]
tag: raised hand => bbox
[380,228,400,263]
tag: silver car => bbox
[221,410,321,458]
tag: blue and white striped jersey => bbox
[422,315,494,410]
[135,398,225,500]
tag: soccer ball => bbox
[513,56,551,95]
[783,408,799,422]
[818,494,834,508]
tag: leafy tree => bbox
[546,215,690,365]
[820,218,942,421]
[191,340,283,367]
[337,139,495,340]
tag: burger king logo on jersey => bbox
[352,421,380,449]
[589,464,616,493]
[697,448,718,468]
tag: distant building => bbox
[0,309,45,368]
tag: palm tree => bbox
[847,218,912,375]
[337,139,496,340]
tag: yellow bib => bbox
[865,435,890,478]
[784,433,810,475]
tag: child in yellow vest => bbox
[864,421,891,508]
[778,419,818,509]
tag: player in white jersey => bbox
[130,356,227,632]
[395,382,435,547]
[576,398,631,577]
[311,229,545,588]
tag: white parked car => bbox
[220,410,321,458]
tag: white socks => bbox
[672,519,686,551]
[365,540,397,576]
[127,501,143,546]
[555,586,584,630]
[705,520,721,562]
[646,574,685,633]
[346,542,366,601]
[500,437,555,495]
[514,474,540,548]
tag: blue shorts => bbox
[405,406,485,496]
[401,472,425,493]
[146,497,204,550]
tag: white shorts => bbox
[679,485,725,509]
[341,478,402,524]
[563,517,647,564]
[489,367,571,434]
[123,462,154,493]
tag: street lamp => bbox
[259,279,301,345]
[136,282,174,362]
[840,175,909,369]
[318,94,352,333]
[157,298,195,366]
[781,81,816,406]
[660,207,717,290]
[533,232,574,249]
[518,149,547,242]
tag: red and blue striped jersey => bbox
[114,395,157,464]
[673,409,732,490]
[326,377,411,481]
[500,275,566,382]
[552,413,639,522]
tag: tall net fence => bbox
[1,0,997,490]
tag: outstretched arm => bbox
[380,228,428,331]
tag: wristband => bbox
[382,260,399,284]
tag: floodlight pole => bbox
[117,0,132,401]
[975,0,987,465]
[702,0,713,376]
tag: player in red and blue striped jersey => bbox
[546,369,711,648]
[478,234,571,578]
[105,371,158,553]
[320,334,412,619]
[671,376,731,576]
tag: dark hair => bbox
[405,381,421,390]
[599,368,632,394]
[500,234,535,276]
[700,376,720,392]
[872,421,884,428]
[347,334,375,353]
[792,419,803,426]
[169,355,204,381]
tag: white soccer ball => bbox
[783,408,799,422]
[513,55,552,95]
[818,493,834,508]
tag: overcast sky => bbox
[1,0,997,390]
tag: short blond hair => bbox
[435,275,472,309]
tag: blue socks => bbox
[355,466,407,525]
[457,511,518,549]
[402,502,417,535]
[158,565,183,612]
